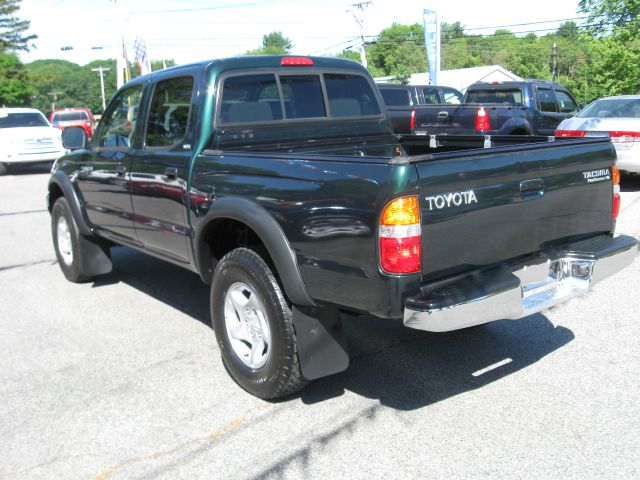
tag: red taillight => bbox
[612,165,621,221]
[379,196,421,274]
[555,130,586,137]
[612,193,621,220]
[609,131,640,143]
[475,107,491,132]
[410,109,416,131]
[281,57,314,66]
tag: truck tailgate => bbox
[414,138,616,281]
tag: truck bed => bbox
[194,135,617,318]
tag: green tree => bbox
[0,51,31,105]
[557,20,580,39]
[581,37,640,99]
[367,23,427,80]
[579,0,640,39]
[335,48,361,63]
[25,59,97,115]
[0,0,36,52]
[245,31,293,55]
[441,22,482,70]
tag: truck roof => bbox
[123,55,370,87]
[467,79,568,89]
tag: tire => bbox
[210,248,307,399]
[51,197,111,282]
[0,163,7,175]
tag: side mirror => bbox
[62,126,88,150]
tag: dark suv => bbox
[377,83,463,133]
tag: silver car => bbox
[556,95,640,174]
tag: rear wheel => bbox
[210,248,307,399]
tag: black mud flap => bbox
[292,306,350,381]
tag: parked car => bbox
[377,83,464,133]
[556,95,640,175]
[0,107,66,175]
[50,107,95,140]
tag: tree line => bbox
[1,0,638,114]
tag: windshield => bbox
[0,112,50,128]
[53,111,89,122]
[578,98,640,118]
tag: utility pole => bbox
[47,91,63,113]
[114,0,126,88]
[347,1,373,68]
[91,66,111,111]
[552,42,558,82]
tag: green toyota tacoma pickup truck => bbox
[48,56,638,399]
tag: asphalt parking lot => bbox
[1,168,639,480]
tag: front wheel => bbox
[210,248,307,399]
[51,197,111,282]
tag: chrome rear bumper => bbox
[403,234,638,332]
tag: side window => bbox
[421,87,440,104]
[97,86,143,148]
[441,88,463,104]
[97,86,142,148]
[554,90,577,113]
[145,76,194,147]
[537,88,558,112]
[219,74,283,123]
[280,75,326,119]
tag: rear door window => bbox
[420,87,440,104]
[537,88,558,112]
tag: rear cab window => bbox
[217,69,382,126]
[53,111,89,122]
[466,88,523,104]
[379,88,412,107]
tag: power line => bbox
[448,16,589,32]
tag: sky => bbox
[18,0,584,66]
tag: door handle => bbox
[116,165,127,177]
[520,178,545,196]
[164,167,178,179]
[437,111,449,118]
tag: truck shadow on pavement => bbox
[93,247,212,327]
[98,246,574,412]
[301,314,574,410]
